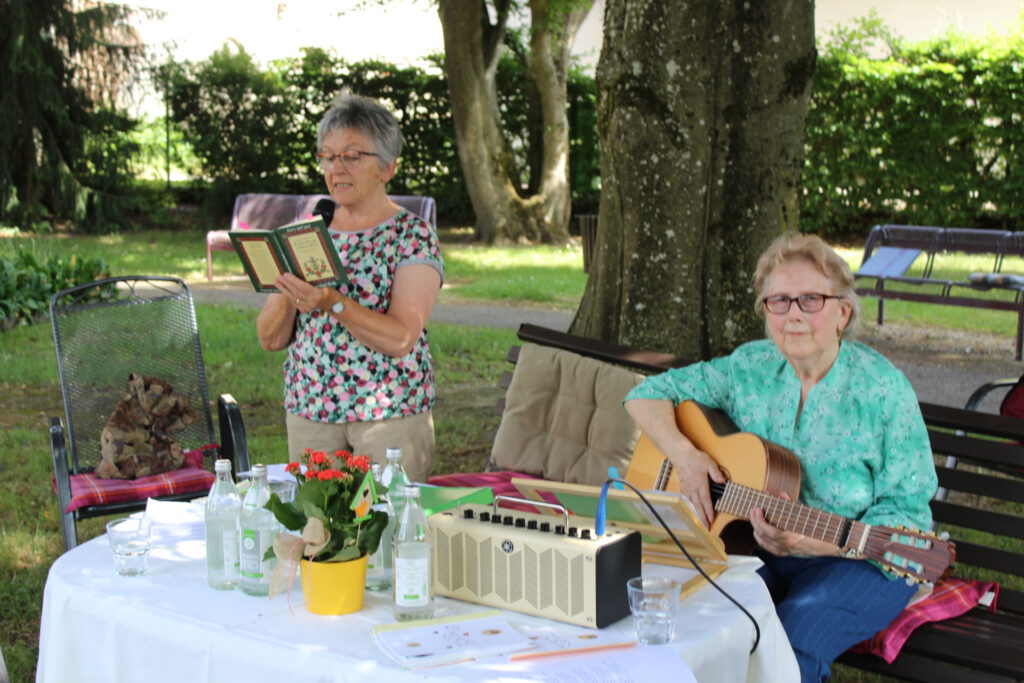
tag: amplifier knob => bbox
[479,511,491,522]
[492,514,503,524]
[539,522,551,532]
[463,509,475,519]
[515,518,526,528]
[581,529,592,539]
[568,527,578,537]
[555,525,566,535]
[503,516,514,526]
[527,520,538,530]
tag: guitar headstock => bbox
[862,526,957,584]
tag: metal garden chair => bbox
[49,276,250,551]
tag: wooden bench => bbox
[205,193,437,281]
[484,324,1024,681]
[854,224,1024,359]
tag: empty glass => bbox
[626,576,681,645]
[106,517,154,576]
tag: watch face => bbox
[331,300,345,314]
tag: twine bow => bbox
[269,517,331,603]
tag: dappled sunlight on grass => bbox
[0,529,60,571]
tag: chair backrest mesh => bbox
[50,277,215,474]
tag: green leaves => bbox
[0,245,109,329]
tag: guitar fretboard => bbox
[714,481,868,551]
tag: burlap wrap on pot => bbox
[96,373,199,479]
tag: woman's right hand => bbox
[668,443,726,529]
[624,398,726,529]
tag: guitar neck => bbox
[714,481,868,552]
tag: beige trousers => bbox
[285,411,435,483]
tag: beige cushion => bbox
[490,343,643,485]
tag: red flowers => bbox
[296,448,371,477]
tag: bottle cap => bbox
[385,447,402,461]
[214,459,232,473]
[251,463,267,476]
[403,485,420,498]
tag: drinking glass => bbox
[106,517,154,576]
[626,576,681,645]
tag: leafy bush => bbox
[165,45,600,225]
[804,19,1024,236]
[0,247,110,330]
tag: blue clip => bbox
[607,466,625,490]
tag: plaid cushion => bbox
[851,577,999,663]
[55,446,217,514]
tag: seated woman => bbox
[624,233,937,682]
[256,93,444,483]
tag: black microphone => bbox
[312,198,335,226]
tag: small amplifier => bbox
[429,499,641,628]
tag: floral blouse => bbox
[625,339,937,532]
[283,210,444,423]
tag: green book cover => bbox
[228,216,348,293]
[418,485,494,516]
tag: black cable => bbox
[605,477,762,654]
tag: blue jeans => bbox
[757,553,916,682]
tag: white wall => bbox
[817,0,1023,43]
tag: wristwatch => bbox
[331,297,346,315]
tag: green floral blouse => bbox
[625,339,937,532]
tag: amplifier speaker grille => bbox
[431,506,640,628]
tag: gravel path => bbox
[188,278,1022,411]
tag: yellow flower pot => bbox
[300,555,368,615]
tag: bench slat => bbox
[516,323,691,373]
[931,500,1024,543]
[837,650,1010,682]
[936,466,1024,504]
[898,609,1024,679]
[922,401,1024,441]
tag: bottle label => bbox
[395,556,429,606]
[239,528,273,583]
[222,530,239,573]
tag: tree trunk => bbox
[571,0,816,358]
[437,0,587,243]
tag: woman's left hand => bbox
[749,493,841,558]
[275,273,327,314]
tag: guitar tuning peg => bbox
[904,577,915,587]
[939,531,950,541]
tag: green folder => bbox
[418,485,494,516]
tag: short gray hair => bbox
[752,232,862,340]
[317,93,403,169]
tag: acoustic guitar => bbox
[625,400,956,584]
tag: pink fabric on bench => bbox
[55,446,217,513]
[850,577,999,664]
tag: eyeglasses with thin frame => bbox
[315,150,379,169]
[762,293,844,314]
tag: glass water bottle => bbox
[205,459,241,590]
[238,464,277,596]
[392,485,433,621]
[365,463,395,592]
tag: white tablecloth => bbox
[37,536,797,683]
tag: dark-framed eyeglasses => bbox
[762,293,844,314]
[315,150,379,169]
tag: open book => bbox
[229,216,348,293]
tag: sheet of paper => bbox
[372,611,533,669]
[455,641,697,682]
[144,498,206,546]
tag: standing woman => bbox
[256,93,444,482]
